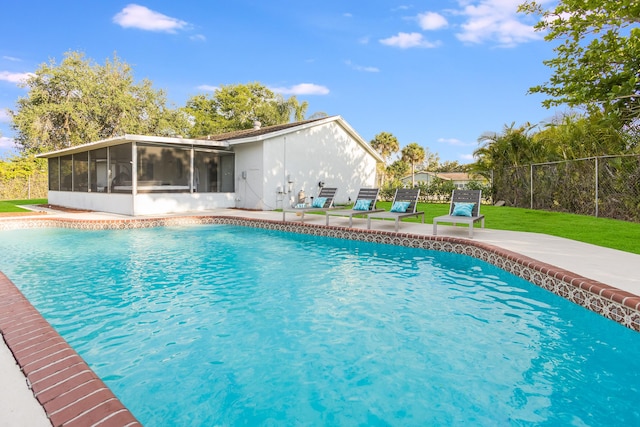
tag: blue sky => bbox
[0,0,560,162]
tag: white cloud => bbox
[454,0,542,47]
[0,71,33,84]
[197,85,218,92]
[2,56,21,62]
[271,83,330,95]
[459,153,475,161]
[113,4,188,33]
[343,12,353,18]
[0,136,16,150]
[345,60,379,73]
[0,109,10,122]
[417,12,448,30]
[380,32,440,49]
[190,34,206,42]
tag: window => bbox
[110,143,132,193]
[136,144,190,192]
[194,149,235,193]
[89,148,108,192]
[73,152,88,192]
[48,158,60,191]
[60,155,73,191]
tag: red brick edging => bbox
[0,272,141,427]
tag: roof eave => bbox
[36,134,230,158]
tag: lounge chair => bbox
[282,187,338,222]
[325,188,384,227]
[366,188,424,232]
[433,189,485,238]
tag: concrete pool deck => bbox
[1,207,639,426]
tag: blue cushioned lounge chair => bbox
[282,187,338,222]
[366,188,424,232]
[325,188,383,227]
[432,189,485,238]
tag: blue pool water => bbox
[0,224,639,426]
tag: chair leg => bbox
[469,223,474,238]
[367,217,372,229]
[433,221,438,235]
[326,213,330,226]
[395,219,399,232]
[282,211,286,222]
[348,216,353,227]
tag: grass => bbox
[0,198,47,213]
[2,198,639,255]
[372,201,640,255]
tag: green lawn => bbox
[375,201,640,255]
[2,198,639,255]
[0,198,47,213]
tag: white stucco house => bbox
[38,116,384,216]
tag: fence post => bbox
[530,164,534,209]
[594,157,599,217]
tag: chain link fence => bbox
[0,170,48,200]
[493,154,640,222]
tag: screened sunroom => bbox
[39,135,236,216]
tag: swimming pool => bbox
[1,223,639,425]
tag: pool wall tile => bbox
[1,213,639,424]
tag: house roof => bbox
[37,115,384,163]
[195,117,328,142]
[37,134,230,158]
[197,115,384,163]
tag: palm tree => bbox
[370,132,400,186]
[401,142,425,187]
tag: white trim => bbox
[37,134,229,158]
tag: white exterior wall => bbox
[48,191,134,215]
[259,121,378,209]
[47,191,235,216]
[233,142,265,210]
[132,193,235,215]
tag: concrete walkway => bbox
[1,207,639,426]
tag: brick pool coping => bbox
[1,215,639,426]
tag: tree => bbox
[370,132,399,163]
[183,82,309,137]
[519,0,640,124]
[435,160,467,172]
[417,147,440,172]
[370,132,400,186]
[10,51,190,153]
[386,159,409,181]
[401,142,425,187]
[534,111,629,159]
